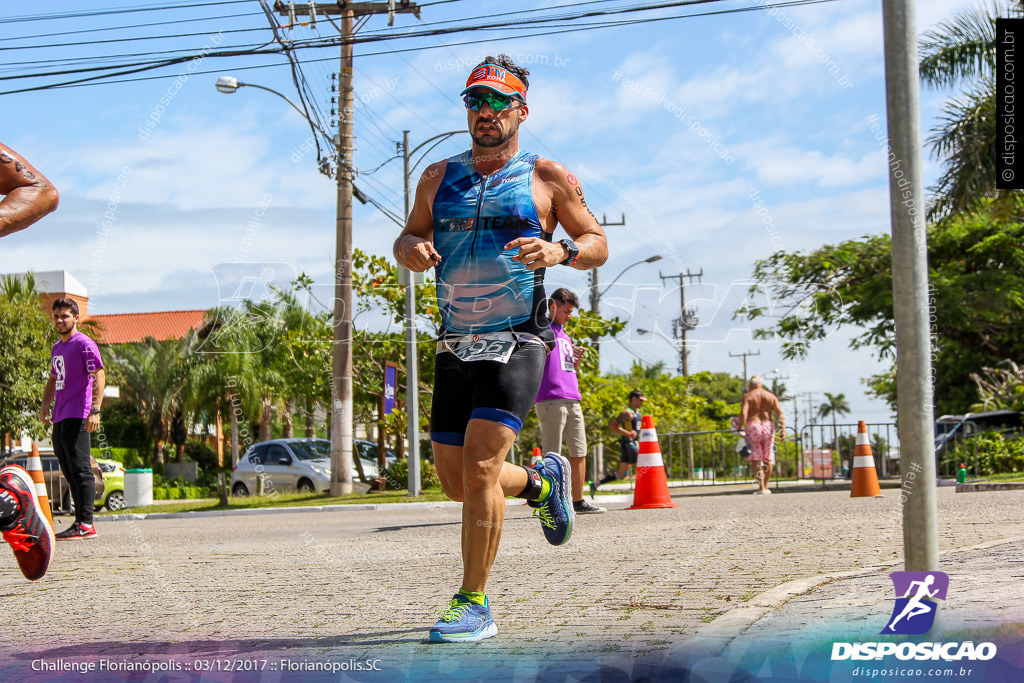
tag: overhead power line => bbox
[0,0,254,25]
[0,0,842,95]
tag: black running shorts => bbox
[619,438,639,465]
[430,340,547,446]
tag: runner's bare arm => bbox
[0,143,58,238]
[774,397,786,439]
[507,159,607,271]
[608,410,635,438]
[393,161,446,272]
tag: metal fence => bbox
[653,422,901,488]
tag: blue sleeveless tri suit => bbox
[429,149,555,443]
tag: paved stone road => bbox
[1,484,1022,681]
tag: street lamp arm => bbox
[218,77,333,140]
[597,255,662,297]
[408,130,464,158]
[408,130,465,177]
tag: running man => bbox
[887,574,939,631]
[591,389,645,496]
[393,54,608,642]
[0,141,59,580]
[738,375,785,494]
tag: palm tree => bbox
[108,338,187,464]
[919,1,1023,219]
[818,392,851,470]
[186,308,268,467]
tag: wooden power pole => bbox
[274,1,421,495]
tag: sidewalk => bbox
[674,535,1024,681]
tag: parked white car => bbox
[229,438,395,496]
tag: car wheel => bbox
[296,478,316,494]
[105,490,126,511]
[232,482,249,497]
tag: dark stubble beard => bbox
[471,120,518,148]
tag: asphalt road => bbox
[2,484,1023,681]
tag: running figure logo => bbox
[881,571,949,635]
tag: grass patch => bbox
[96,489,452,516]
[973,472,1024,482]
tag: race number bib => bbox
[450,333,517,364]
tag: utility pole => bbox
[882,0,937,572]
[659,269,702,376]
[729,349,761,384]
[589,213,625,369]
[798,391,819,442]
[276,1,421,496]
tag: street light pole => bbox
[400,129,464,497]
[591,254,662,370]
[214,73,353,492]
[402,130,417,497]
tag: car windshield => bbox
[288,440,331,461]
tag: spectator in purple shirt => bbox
[39,297,105,540]
[534,288,604,514]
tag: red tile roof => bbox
[86,310,207,345]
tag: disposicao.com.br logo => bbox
[831,571,997,663]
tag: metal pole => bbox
[882,0,938,572]
[679,280,688,376]
[330,8,355,496]
[403,130,422,497]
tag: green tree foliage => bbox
[105,337,188,464]
[0,275,51,444]
[689,372,746,418]
[919,1,1023,219]
[946,432,1024,475]
[739,202,1024,415]
[970,359,1024,411]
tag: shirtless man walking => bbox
[738,375,785,494]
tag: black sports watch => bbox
[89,408,101,415]
[559,238,580,266]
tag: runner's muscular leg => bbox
[434,418,529,593]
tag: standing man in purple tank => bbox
[534,288,604,514]
[0,141,59,579]
[394,54,608,642]
[39,297,105,539]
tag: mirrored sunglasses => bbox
[463,91,518,112]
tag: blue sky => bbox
[0,0,980,427]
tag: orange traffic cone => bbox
[851,421,883,498]
[26,442,55,530]
[628,416,678,509]
[530,447,543,466]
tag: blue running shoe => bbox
[429,594,498,643]
[528,452,574,546]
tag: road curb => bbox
[100,493,637,522]
[685,533,1024,658]
[956,481,1024,492]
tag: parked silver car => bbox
[229,438,395,496]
